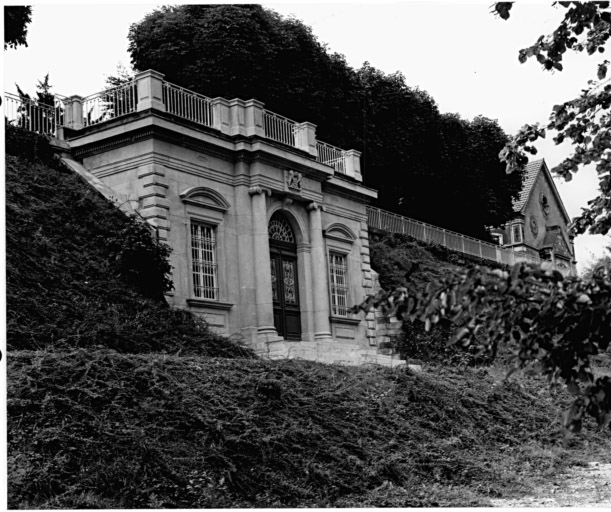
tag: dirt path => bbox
[490,462,611,507]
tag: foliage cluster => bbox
[495,1,611,236]
[4,5,32,50]
[10,350,611,508]
[368,232,508,364]
[5,124,252,358]
[358,260,611,436]
[127,4,522,240]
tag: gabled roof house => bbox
[492,159,576,276]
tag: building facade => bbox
[52,70,397,363]
[492,159,576,276]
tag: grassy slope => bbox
[5,128,252,358]
[9,351,611,508]
[6,129,611,508]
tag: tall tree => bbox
[495,1,611,236]
[127,4,518,240]
[4,6,32,50]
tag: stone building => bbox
[491,159,576,275]
[53,70,401,365]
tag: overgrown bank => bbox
[10,350,611,508]
[5,125,252,358]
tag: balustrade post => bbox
[295,122,318,157]
[64,95,84,130]
[343,149,363,181]
[211,97,231,135]
[243,99,265,137]
[136,69,166,112]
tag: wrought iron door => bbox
[268,212,301,340]
[270,249,301,340]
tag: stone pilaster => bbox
[307,202,332,341]
[137,163,170,240]
[249,186,278,340]
[361,221,377,345]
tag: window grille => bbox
[191,223,218,300]
[329,252,349,316]
[268,212,295,243]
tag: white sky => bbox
[3,0,610,272]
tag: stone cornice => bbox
[329,316,362,326]
[67,111,338,183]
[186,299,234,310]
[324,176,377,202]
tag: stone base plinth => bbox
[251,339,406,368]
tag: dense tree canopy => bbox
[4,6,32,50]
[127,4,522,240]
[496,1,611,236]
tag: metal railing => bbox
[5,77,357,180]
[83,80,137,127]
[4,92,65,137]
[366,205,521,266]
[263,110,297,147]
[163,81,214,128]
[316,140,346,173]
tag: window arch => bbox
[268,211,296,243]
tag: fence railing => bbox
[83,80,137,127]
[316,140,346,174]
[4,92,65,137]
[263,110,297,147]
[366,205,524,266]
[163,81,214,128]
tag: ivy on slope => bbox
[9,350,610,508]
[5,125,252,357]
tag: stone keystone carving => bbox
[285,170,303,192]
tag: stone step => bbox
[249,339,407,368]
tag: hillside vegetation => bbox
[5,125,252,358]
[7,127,611,508]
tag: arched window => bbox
[268,211,295,243]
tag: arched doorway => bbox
[268,211,301,340]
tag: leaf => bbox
[494,2,513,20]
[567,381,580,395]
[598,62,608,80]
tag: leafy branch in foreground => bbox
[494,1,611,236]
[353,263,611,434]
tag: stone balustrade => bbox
[54,69,363,181]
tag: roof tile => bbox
[513,159,544,213]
